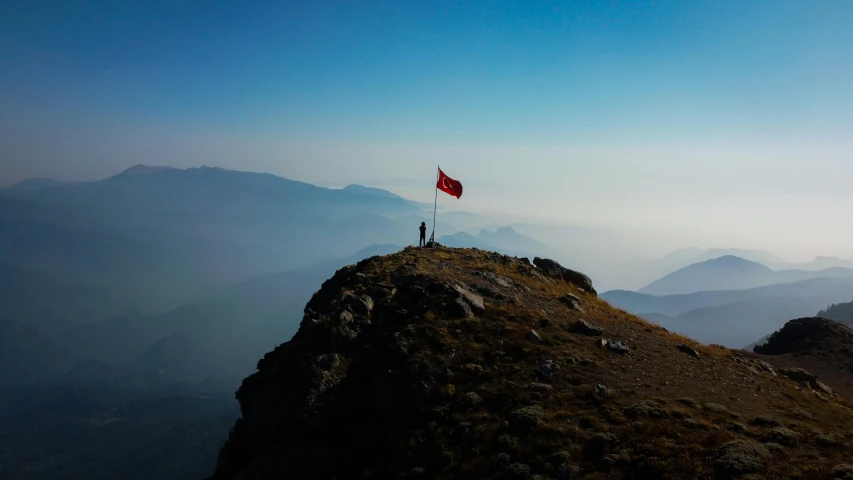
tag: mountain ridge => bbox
[210,247,853,480]
[639,255,853,295]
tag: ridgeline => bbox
[210,247,853,480]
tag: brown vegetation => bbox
[211,247,853,480]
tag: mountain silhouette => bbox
[603,277,853,347]
[639,255,773,295]
[439,226,560,259]
[0,319,73,387]
[639,255,853,295]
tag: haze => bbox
[2,0,853,260]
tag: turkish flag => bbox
[436,168,463,199]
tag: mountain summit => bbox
[210,247,853,480]
[118,164,179,176]
[639,255,772,295]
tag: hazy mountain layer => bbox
[639,255,853,295]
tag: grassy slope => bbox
[216,247,853,479]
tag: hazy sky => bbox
[2,1,852,259]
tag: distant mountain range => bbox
[0,166,437,305]
[603,276,853,347]
[613,247,853,291]
[438,226,561,259]
[639,255,853,295]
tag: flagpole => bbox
[431,165,438,243]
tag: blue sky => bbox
[2,1,853,257]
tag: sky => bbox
[1,0,852,259]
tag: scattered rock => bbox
[526,329,542,343]
[567,319,603,337]
[779,367,817,386]
[342,293,374,315]
[713,440,771,479]
[595,384,608,396]
[452,281,485,311]
[454,297,475,318]
[676,343,700,359]
[755,360,777,376]
[559,294,586,312]
[816,381,835,396]
[532,257,597,295]
[598,338,630,356]
[538,359,560,381]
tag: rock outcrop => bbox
[751,317,853,398]
[532,257,597,295]
[754,317,853,355]
[210,248,853,480]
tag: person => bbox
[419,222,427,246]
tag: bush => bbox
[713,440,771,479]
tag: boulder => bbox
[532,257,597,295]
[676,343,700,359]
[598,338,630,356]
[568,319,603,336]
[559,293,586,312]
[527,329,542,343]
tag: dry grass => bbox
[367,247,853,479]
[218,246,853,480]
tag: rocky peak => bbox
[210,247,853,480]
[754,317,853,355]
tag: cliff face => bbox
[212,247,853,480]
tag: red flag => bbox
[436,168,463,199]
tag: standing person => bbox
[419,222,427,246]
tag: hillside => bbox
[750,318,853,398]
[0,319,74,387]
[210,247,853,480]
[817,301,853,326]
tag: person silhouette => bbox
[419,222,427,246]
